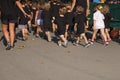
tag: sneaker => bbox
[48,35,52,42]
[58,41,62,46]
[63,40,68,47]
[74,43,79,46]
[104,41,109,46]
[84,43,91,48]
[6,46,14,50]
[88,39,94,45]
[35,34,39,38]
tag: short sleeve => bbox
[93,13,96,20]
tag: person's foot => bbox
[6,46,14,50]
[47,35,52,42]
[35,34,39,38]
[88,39,94,45]
[84,43,91,48]
[63,40,68,47]
[108,38,112,42]
[74,43,79,46]
[104,41,109,46]
[58,41,62,46]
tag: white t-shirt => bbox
[93,10,105,29]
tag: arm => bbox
[15,1,28,16]
[35,10,39,22]
[74,23,77,32]
[71,0,76,11]
[86,0,90,16]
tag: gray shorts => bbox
[18,25,27,30]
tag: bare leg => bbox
[2,24,10,42]
[9,23,15,46]
[105,28,111,41]
[100,28,107,41]
[92,29,98,41]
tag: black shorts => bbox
[1,14,18,24]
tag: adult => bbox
[71,0,90,16]
[0,0,29,50]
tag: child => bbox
[65,3,74,40]
[74,6,90,47]
[50,0,62,32]
[54,7,68,47]
[103,5,112,42]
[90,4,108,46]
[41,2,52,42]
[18,1,29,41]
[35,4,43,38]
[31,2,37,34]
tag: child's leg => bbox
[22,29,26,40]
[9,23,15,47]
[73,36,80,46]
[45,31,51,42]
[65,31,68,39]
[65,25,69,39]
[60,35,67,47]
[36,25,40,37]
[60,35,66,42]
[28,20,32,33]
[52,23,57,32]
[105,28,111,41]
[76,36,80,43]
[100,28,107,41]
[82,33,91,47]
[92,29,98,41]
[82,33,88,44]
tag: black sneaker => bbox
[6,46,11,50]
[6,46,14,50]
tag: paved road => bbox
[0,21,120,80]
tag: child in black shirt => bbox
[41,2,52,42]
[54,7,68,47]
[65,3,74,40]
[74,6,90,47]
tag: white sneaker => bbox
[58,41,62,46]
[48,35,52,42]
[63,40,68,47]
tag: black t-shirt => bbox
[104,13,112,28]
[0,0,18,17]
[55,15,66,31]
[65,12,74,26]
[18,6,29,24]
[75,13,86,28]
[73,0,87,12]
[50,2,62,18]
[41,10,52,27]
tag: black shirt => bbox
[41,10,52,28]
[65,12,74,26]
[55,15,66,31]
[104,13,112,28]
[75,13,86,34]
[73,0,87,13]
[18,6,29,24]
[0,0,18,18]
[50,2,62,18]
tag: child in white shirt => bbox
[90,4,108,46]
